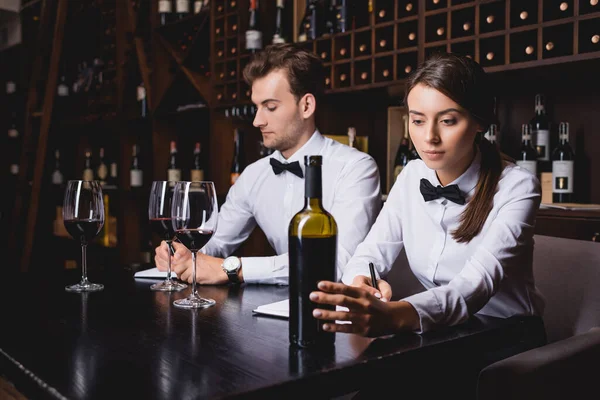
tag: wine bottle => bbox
[324,0,337,36]
[245,0,262,54]
[289,155,337,348]
[7,112,19,138]
[130,144,143,188]
[175,0,190,19]
[393,131,411,183]
[347,126,357,149]
[107,160,118,189]
[516,123,538,177]
[137,81,148,118]
[96,147,108,186]
[83,149,94,181]
[484,123,498,146]
[167,140,182,183]
[51,149,68,237]
[336,0,348,33]
[272,0,286,44]
[530,94,551,165]
[230,129,245,185]
[193,0,203,13]
[191,142,205,181]
[552,122,575,203]
[307,0,321,40]
[159,0,173,25]
[5,80,16,96]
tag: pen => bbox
[368,262,379,291]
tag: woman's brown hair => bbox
[404,53,504,243]
[242,43,325,105]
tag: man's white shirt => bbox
[202,130,382,284]
[341,151,545,333]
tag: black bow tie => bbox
[420,178,466,205]
[270,158,304,178]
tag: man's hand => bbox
[154,241,233,285]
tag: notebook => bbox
[133,267,177,279]
[253,298,351,323]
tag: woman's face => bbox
[407,83,483,186]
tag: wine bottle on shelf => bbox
[347,126,357,149]
[552,122,575,203]
[5,80,16,96]
[516,123,538,177]
[175,0,190,19]
[159,0,173,25]
[484,123,498,146]
[130,144,143,188]
[82,150,94,181]
[307,0,321,40]
[167,140,182,183]
[272,0,286,44]
[530,94,551,167]
[51,149,68,237]
[107,160,118,189]
[8,112,19,138]
[288,155,337,349]
[324,0,337,36]
[57,68,69,98]
[230,129,245,185]
[245,0,262,54]
[193,0,203,13]
[137,81,148,118]
[191,142,205,181]
[96,147,108,186]
[393,129,411,183]
[336,0,348,33]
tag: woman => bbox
[310,53,545,337]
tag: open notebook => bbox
[253,298,350,323]
[134,267,177,279]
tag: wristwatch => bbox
[222,256,241,284]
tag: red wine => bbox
[149,217,175,241]
[289,236,337,348]
[64,219,103,245]
[175,229,214,251]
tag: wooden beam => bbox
[8,0,54,267]
[20,0,69,272]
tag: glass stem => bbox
[81,244,88,284]
[191,251,198,297]
[166,240,174,283]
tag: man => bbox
[155,43,381,285]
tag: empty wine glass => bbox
[171,181,219,309]
[63,180,105,292]
[148,181,187,291]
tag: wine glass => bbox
[171,181,219,309]
[63,180,105,292]
[148,181,187,292]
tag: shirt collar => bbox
[424,147,481,202]
[271,130,325,170]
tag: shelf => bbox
[156,10,209,31]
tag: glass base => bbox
[150,280,187,292]
[173,295,216,309]
[65,281,104,292]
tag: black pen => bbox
[368,262,380,291]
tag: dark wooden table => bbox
[0,267,543,400]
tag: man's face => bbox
[251,69,305,155]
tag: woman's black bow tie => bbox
[419,178,465,205]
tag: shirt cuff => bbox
[401,290,443,334]
[340,263,374,285]
[241,253,289,285]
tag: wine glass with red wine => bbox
[148,181,187,292]
[171,181,219,309]
[63,180,105,292]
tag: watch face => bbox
[223,257,240,272]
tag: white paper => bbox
[134,267,177,279]
[253,298,351,324]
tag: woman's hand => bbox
[351,275,393,301]
[310,281,420,337]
